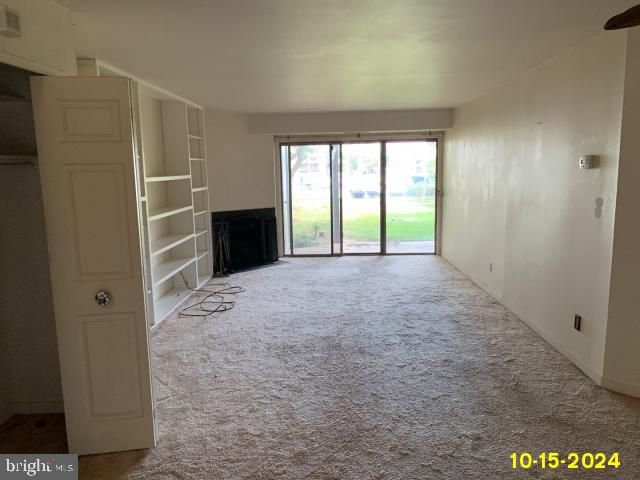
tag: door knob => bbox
[95,290,112,307]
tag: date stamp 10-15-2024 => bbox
[510,452,620,471]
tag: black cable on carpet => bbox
[178,272,245,318]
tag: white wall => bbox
[246,109,453,134]
[0,169,63,417]
[442,32,627,383]
[0,0,76,75]
[205,111,276,213]
[603,29,640,394]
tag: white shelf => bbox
[139,100,207,328]
[152,257,196,286]
[150,233,194,256]
[154,287,191,322]
[148,205,192,221]
[145,174,191,183]
[197,275,211,288]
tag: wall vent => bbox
[0,5,21,38]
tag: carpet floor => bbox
[3,256,640,478]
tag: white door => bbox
[30,76,156,455]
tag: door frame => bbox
[276,132,444,257]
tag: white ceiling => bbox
[59,0,636,112]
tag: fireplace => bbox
[211,208,278,273]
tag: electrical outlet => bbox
[574,314,582,331]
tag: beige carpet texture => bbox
[3,256,640,478]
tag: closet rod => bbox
[0,155,36,167]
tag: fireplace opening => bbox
[212,208,278,273]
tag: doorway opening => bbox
[0,62,66,447]
[280,138,440,256]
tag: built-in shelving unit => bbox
[135,94,212,326]
[187,106,213,289]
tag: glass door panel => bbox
[341,143,381,254]
[290,145,332,254]
[385,141,437,253]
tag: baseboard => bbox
[441,254,605,387]
[601,376,640,398]
[11,400,64,415]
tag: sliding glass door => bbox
[281,138,438,256]
[385,141,436,253]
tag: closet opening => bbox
[0,61,66,449]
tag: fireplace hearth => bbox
[211,208,278,273]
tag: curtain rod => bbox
[274,130,443,142]
[0,155,37,167]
